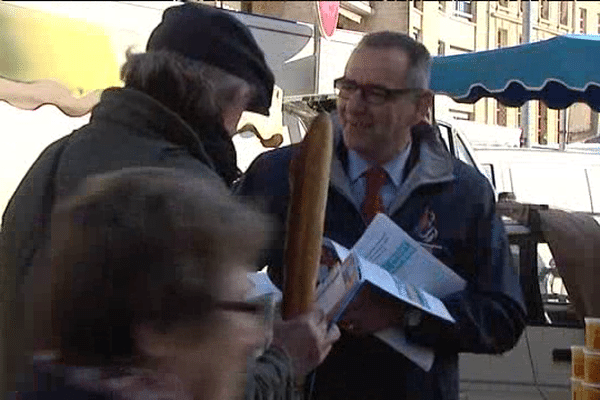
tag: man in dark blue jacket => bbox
[235,31,526,400]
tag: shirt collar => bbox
[347,141,412,187]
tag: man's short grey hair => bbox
[354,31,431,89]
[120,49,253,127]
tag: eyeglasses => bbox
[170,296,265,319]
[334,77,421,105]
[216,300,263,315]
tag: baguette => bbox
[282,112,333,320]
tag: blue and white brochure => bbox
[352,213,466,298]
[315,214,467,372]
[316,244,456,328]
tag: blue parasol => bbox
[430,34,600,111]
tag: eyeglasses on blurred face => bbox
[334,77,421,105]
[216,300,263,315]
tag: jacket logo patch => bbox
[414,205,438,244]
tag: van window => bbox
[585,166,600,214]
[510,233,579,327]
[481,164,495,188]
[537,243,579,327]
[437,123,452,153]
[453,132,476,168]
[510,164,592,212]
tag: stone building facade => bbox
[205,1,600,144]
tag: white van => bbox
[435,121,593,400]
[474,146,600,216]
[434,118,600,218]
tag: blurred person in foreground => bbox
[236,31,526,399]
[14,167,335,400]
[2,3,338,396]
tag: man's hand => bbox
[271,308,341,377]
[339,288,405,335]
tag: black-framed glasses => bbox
[334,77,421,105]
[216,300,263,315]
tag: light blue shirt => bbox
[347,143,412,212]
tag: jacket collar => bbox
[92,87,217,171]
[388,123,455,215]
[330,135,358,210]
[330,123,455,216]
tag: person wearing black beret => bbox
[3,3,338,399]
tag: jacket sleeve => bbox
[234,151,292,282]
[405,185,527,355]
[245,346,298,400]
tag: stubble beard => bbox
[343,124,392,164]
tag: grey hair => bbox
[51,166,272,366]
[120,49,253,126]
[354,31,431,89]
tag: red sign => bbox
[317,1,340,37]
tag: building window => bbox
[557,109,564,134]
[580,8,587,34]
[438,40,446,56]
[497,102,508,126]
[215,1,238,11]
[538,102,548,145]
[448,44,472,55]
[450,109,474,121]
[439,1,446,12]
[453,1,474,21]
[497,28,508,48]
[413,0,423,12]
[498,0,509,8]
[560,1,569,26]
[540,0,550,20]
[597,13,600,34]
[338,1,373,25]
[517,106,522,128]
[241,1,253,13]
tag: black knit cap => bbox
[147,3,275,116]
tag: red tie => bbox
[361,166,387,225]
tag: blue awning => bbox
[430,34,600,111]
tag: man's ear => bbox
[415,90,434,123]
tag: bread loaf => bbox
[282,112,333,320]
